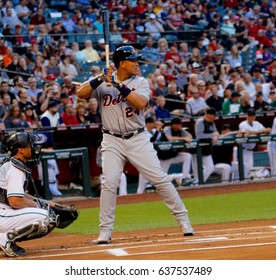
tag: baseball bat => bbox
[102,10,111,86]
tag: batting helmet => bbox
[113,45,141,68]
[3,132,41,160]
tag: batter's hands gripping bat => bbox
[102,10,112,86]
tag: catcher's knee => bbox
[7,218,53,243]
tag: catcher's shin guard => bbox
[7,221,49,243]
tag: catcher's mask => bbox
[2,132,42,163]
[113,45,141,68]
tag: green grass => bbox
[56,189,276,235]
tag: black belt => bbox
[102,128,144,139]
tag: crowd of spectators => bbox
[0,0,275,133]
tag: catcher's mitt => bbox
[53,204,79,229]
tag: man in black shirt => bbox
[206,84,224,114]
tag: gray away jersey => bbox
[92,74,150,134]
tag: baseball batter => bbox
[77,45,194,244]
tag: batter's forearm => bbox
[125,92,148,110]
[77,81,93,100]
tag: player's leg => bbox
[202,155,215,182]
[98,134,127,243]
[137,173,149,194]
[118,172,127,196]
[214,163,231,182]
[126,133,194,236]
[0,207,52,257]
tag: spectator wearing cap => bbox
[141,37,160,65]
[40,100,64,127]
[83,5,97,24]
[254,91,269,111]
[250,54,267,76]
[48,21,68,44]
[190,61,201,75]
[61,10,76,34]
[30,7,46,25]
[222,91,242,115]
[251,67,266,85]
[23,104,40,128]
[144,13,164,40]
[206,84,224,113]
[58,92,69,115]
[238,108,271,178]
[154,95,171,119]
[234,16,249,46]
[192,107,219,185]
[81,40,100,63]
[221,15,236,38]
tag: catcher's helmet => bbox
[2,132,41,160]
[113,45,141,68]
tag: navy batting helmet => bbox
[2,132,41,160]
[113,45,141,68]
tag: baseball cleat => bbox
[0,241,25,257]
[181,223,194,236]
[96,232,112,244]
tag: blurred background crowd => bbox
[0,0,275,130]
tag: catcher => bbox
[0,132,78,257]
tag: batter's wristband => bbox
[117,84,132,98]
[89,77,103,89]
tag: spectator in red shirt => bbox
[30,8,46,25]
[164,43,182,64]
[132,0,147,15]
[0,37,7,56]
[61,103,79,126]
[257,30,272,48]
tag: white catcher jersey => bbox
[92,74,150,134]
